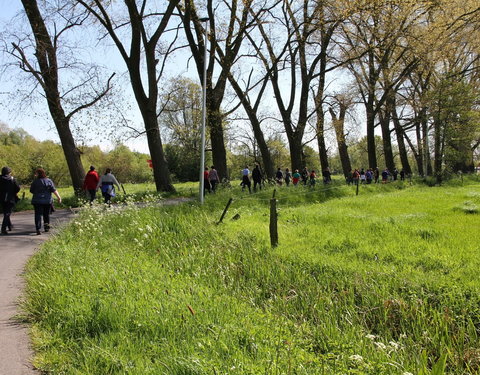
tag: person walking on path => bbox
[0,166,20,235]
[352,169,360,185]
[203,167,211,195]
[275,168,284,186]
[285,168,292,186]
[309,170,317,188]
[252,164,262,192]
[30,168,62,235]
[208,166,219,193]
[381,168,390,184]
[301,167,309,186]
[82,165,99,204]
[374,167,380,184]
[97,168,120,205]
[292,169,301,186]
[241,166,251,193]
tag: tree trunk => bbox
[329,105,351,179]
[433,118,443,184]
[287,132,304,173]
[207,102,228,181]
[392,107,412,175]
[316,110,329,172]
[422,117,433,176]
[226,73,275,179]
[250,119,274,179]
[55,117,85,192]
[366,96,377,169]
[379,94,395,171]
[144,113,174,192]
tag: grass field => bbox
[22,178,480,374]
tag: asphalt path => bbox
[0,209,75,375]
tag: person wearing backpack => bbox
[0,166,20,235]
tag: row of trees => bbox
[0,124,152,185]
[2,0,479,191]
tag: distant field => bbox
[23,178,480,374]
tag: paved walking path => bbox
[0,209,75,375]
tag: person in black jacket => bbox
[0,166,21,235]
[252,164,262,192]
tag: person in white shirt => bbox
[97,168,120,204]
[241,166,251,193]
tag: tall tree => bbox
[341,0,421,169]
[76,0,178,192]
[247,0,329,172]
[177,0,257,181]
[226,69,275,179]
[9,0,114,192]
[328,94,352,178]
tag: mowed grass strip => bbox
[24,180,480,374]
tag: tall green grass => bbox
[23,179,480,374]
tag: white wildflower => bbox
[389,341,401,351]
[402,372,414,375]
[365,334,376,340]
[374,342,387,350]
[349,354,364,362]
[143,233,149,239]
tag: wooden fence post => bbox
[356,181,359,196]
[270,198,278,247]
[217,198,233,225]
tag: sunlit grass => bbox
[23,177,480,374]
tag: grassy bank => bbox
[23,179,480,374]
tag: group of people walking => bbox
[0,165,120,236]
[1,166,61,235]
[82,166,120,205]
[203,166,220,195]
[240,165,333,193]
[347,167,406,185]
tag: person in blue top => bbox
[30,168,62,235]
[241,166,251,193]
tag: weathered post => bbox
[356,181,359,196]
[217,198,233,225]
[270,197,278,247]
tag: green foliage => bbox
[22,180,480,374]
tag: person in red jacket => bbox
[83,166,99,204]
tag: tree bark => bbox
[329,105,351,179]
[379,95,395,171]
[392,106,412,175]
